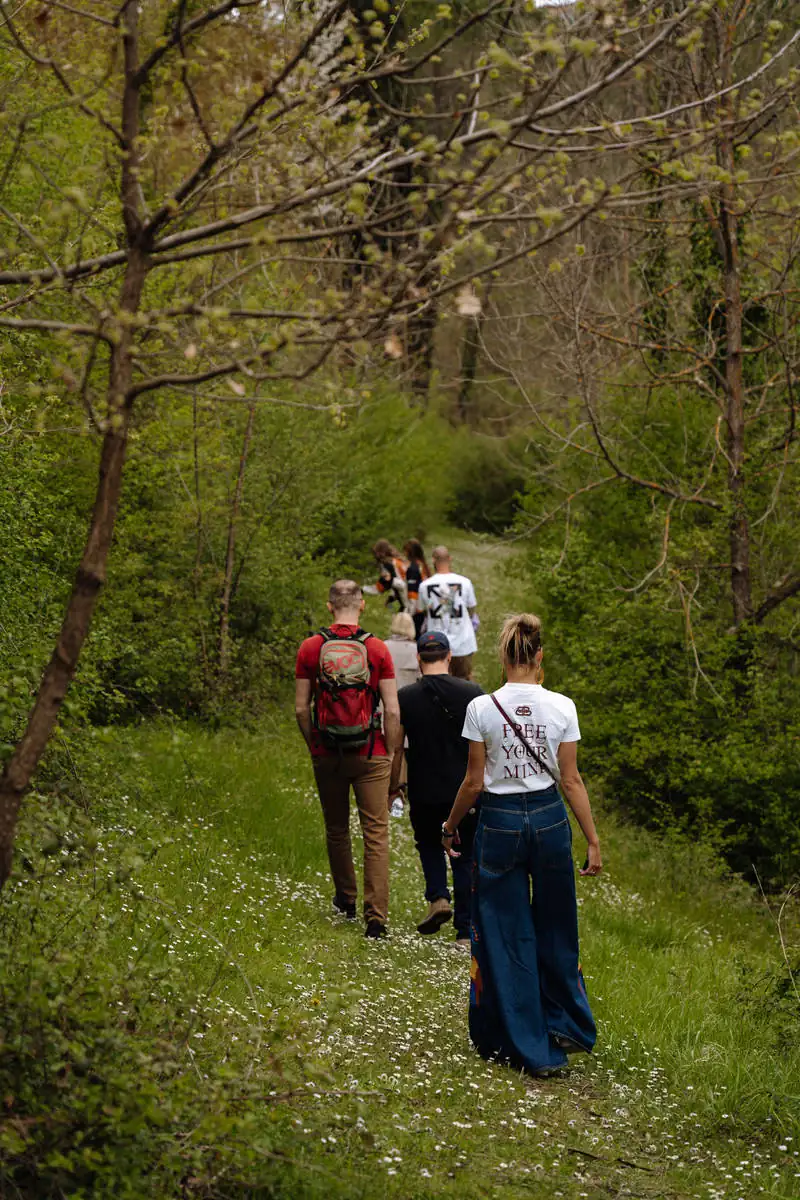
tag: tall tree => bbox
[0,0,743,883]
[490,0,800,638]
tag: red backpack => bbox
[313,628,381,753]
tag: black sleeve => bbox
[398,684,414,726]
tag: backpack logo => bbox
[323,644,368,682]
[515,705,532,716]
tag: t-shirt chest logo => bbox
[427,581,463,619]
[515,705,532,716]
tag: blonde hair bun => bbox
[498,613,543,668]
[390,611,416,641]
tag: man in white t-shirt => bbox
[416,546,479,680]
[462,681,580,791]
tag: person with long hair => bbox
[403,539,430,637]
[442,613,601,1076]
[371,539,408,610]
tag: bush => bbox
[0,385,457,730]
[445,432,527,532]
[521,516,800,887]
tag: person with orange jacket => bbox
[404,539,430,637]
[371,539,408,610]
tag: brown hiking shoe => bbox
[416,897,453,935]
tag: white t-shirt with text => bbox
[416,572,478,657]
[462,682,580,793]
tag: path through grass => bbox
[12,530,799,1198]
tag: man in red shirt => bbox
[295,579,401,938]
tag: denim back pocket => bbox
[535,817,572,872]
[478,810,522,876]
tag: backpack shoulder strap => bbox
[422,678,459,725]
[318,627,372,643]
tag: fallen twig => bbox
[567,1145,656,1172]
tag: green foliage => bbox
[445,432,527,532]
[0,796,339,1200]
[5,699,797,1200]
[0,390,98,744]
[520,490,800,885]
[0,385,457,731]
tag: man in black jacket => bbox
[389,631,483,946]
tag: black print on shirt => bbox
[500,721,548,780]
[427,582,463,620]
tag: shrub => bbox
[446,432,527,532]
[522,521,800,887]
[0,386,458,729]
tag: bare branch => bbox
[0,316,111,341]
[752,574,800,625]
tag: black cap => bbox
[418,630,450,652]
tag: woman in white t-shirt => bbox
[442,613,602,1077]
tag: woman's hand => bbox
[580,841,602,877]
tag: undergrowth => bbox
[2,536,798,1198]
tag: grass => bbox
[3,529,800,1198]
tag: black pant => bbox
[408,801,478,939]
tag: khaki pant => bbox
[312,755,390,924]
[450,653,474,680]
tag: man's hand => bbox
[388,787,404,811]
[389,738,405,796]
[442,826,461,858]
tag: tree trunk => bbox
[0,265,145,886]
[218,402,256,677]
[0,0,145,888]
[407,298,438,401]
[456,316,481,423]
[721,212,751,627]
[456,280,491,423]
[718,31,752,628]
[192,395,210,678]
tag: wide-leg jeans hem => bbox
[468,788,596,1073]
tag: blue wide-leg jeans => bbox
[469,787,596,1074]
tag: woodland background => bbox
[1,0,799,1195]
